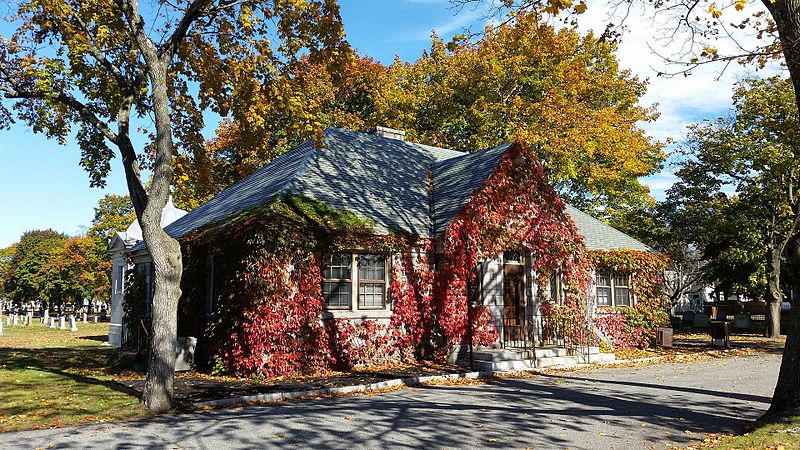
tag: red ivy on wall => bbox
[172,144,663,377]
[433,142,592,348]
[590,249,670,349]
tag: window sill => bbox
[321,309,393,320]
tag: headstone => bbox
[175,337,198,371]
[693,313,710,328]
[734,313,753,329]
[58,316,66,330]
[0,315,3,336]
[93,316,98,324]
[5,315,10,326]
[82,312,87,324]
[12,314,18,326]
[49,317,56,328]
[43,309,49,324]
[69,316,78,332]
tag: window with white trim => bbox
[358,254,386,309]
[322,252,389,311]
[322,253,352,309]
[595,270,632,307]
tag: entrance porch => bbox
[455,250,615,370]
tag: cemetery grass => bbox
[0,322,145,433]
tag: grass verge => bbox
[690,416,800,449]
[0,321,144,433]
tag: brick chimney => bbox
[371,126,406,141]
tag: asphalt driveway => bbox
[0,352,780,449]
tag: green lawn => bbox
[0,319,144,433]
[697,416,800,449]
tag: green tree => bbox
[0,0,348,412]
[3,230,69,308]
[88,194,135,241]
[667,77,800,339]
[0,245,17,300]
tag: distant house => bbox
[120,127,659,374]
[107,199,186,347]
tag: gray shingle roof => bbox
[132,127,651,253]
[431,143,512,236]
[565,205,652,252]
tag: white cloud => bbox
[572,0,784,195]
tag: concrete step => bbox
[472,349,531,362]
[459,351,616,371]
[533,347,569,358]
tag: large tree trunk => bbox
[766,245,783,338]
[137,56,182,413]
[768,235,800,416]
[762,0,800,419]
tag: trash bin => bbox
[656,327,673,347]
[710,320,730,348]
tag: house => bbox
[120,127,664,375]
[107,198,186,347]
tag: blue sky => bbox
[0,0,776,247]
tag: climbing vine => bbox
[590,249,670,348]
[166,143,664,377]
[433,142,592,349]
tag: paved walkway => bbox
[0,353,780,449]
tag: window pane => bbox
[614,272,629,287]
[323,253,351,280]
[359,254,385,281]
[615,287,630,306]
[596,270,611,287]
[596,287,612,306]
[503,250,522,263]
[359,282,384,308]
[323,281,351,308]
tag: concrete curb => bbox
[192,371,494,409]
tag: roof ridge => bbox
[278,138,318,195]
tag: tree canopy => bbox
[666,76,800,336]
[174,13,664,213]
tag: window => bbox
[114,265,124,294]
[322,252,389,311]
[614,272,631,307]
[323,253,352,309]
[359,254,386,308]
[503,250,522,264]
[205,255,215,318]
[595,270,632,307]
[550,271,564,305]
[596,270,612,306]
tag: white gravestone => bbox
[12,314,18,326]
[59,316,66,330]
[69,316,78,332]
[93,316,98,323]
[5,315,10,326]
[49,317,56,328]
[0,315,3,336]
[82,313,87,324]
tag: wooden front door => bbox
[503,264,525,344]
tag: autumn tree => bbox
[175,14,664,215]
[0,0,348,412]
